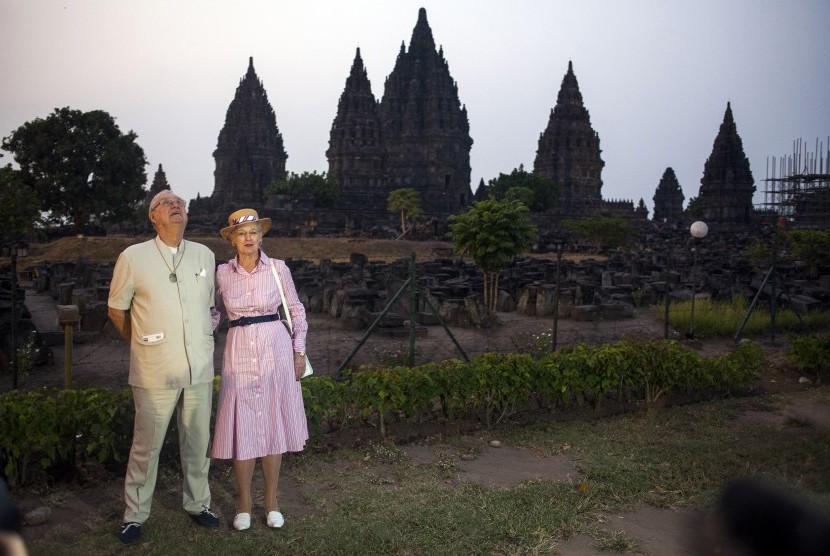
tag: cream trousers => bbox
[123,381,213,523]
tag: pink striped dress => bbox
[210,252,308,460]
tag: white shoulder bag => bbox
[270,260,313,378]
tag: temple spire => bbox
[408,7,436,56]
[350,47,366,78]
[534,61,604,202]
[652,167,684,224]
[698,102,755,224]
[210,58,287,211]
[377,7,473,213]
[327,46,386,211]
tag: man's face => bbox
[150,194,188,229]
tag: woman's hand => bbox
[293,352,306,381]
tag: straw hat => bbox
[220,208,271,240]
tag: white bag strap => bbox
[270,260,293,335]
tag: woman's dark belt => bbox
[228,313,280,327]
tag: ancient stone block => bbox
[571,305,600,321]
[786,294,821,314]
[58,282,75,305]
[415,311,441,325]
[516,286,537,316]
[80,301,109,332]
[535,285,556,317]
[600,303,634,320]
[497,290,516,313]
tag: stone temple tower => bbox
[326,48,387,211]
[533,61,604,203]
[211,57,287,214]
[652,167,685,224]
[378,7,473,214]
[698,102,755,224]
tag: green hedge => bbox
[0,339,763,486]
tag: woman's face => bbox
[232,223,262,258]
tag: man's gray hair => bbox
[148,190,184,218]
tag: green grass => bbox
[654,297,830,338]
[24,390,830,556]
[595,530,642,553]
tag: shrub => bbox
[0,388,133,486]
[787,333,830,381]
[0,339,766,485]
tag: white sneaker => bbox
[233,512,251,531]
[266,511,284,528]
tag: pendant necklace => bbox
[155,239,186,283]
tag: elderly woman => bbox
[210,208,308,531]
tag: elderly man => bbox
[108,190,219,544]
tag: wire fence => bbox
[9,287,671,391]
[306,309,669,378]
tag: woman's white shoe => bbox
[266,511,284,528]
[233,512,251,531]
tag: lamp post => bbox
[550,237,566,352]
[9,242,29,389]
[769,218,787,343]
[663,238,672,339]
[686,221,708,339]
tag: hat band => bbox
[232,215,258,225]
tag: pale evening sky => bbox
[1,0,828,215]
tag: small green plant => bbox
[372,344,409,367]
[784,416,814,428]
[433,453,459,473]
[511,330,553,358]
[366,441,407,465]
[12,331,40,384]
[787,333,830,383]
[595,530,641,553]
[631,288,644,308]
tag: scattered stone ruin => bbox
[13,223,829,364]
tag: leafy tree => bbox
[387,188,423,238]
[448,198,536,314]
[563,215,635,252]
[786,228,830,278]
[0,165,41,240]
[743,228,830,278]
[481,165,560,212]
[503,186,535,208]
[268,171,341,208]
[2,107,147,233]
[685,195,703,218]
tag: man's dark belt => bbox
[228,313,280,328]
